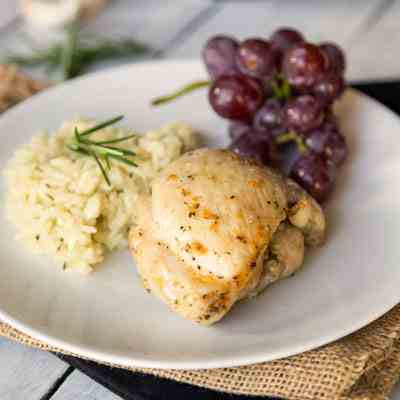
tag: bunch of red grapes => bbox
[203,28,347,202]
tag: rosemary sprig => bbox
[5,24,149,80]
[67,116,138,185]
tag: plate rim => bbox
[0,59,399,370]
[1,291,397,370]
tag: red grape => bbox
[324,133,347,166]
[200,28,348,203]
[319,42,346,75]
[209,75,264,121]
[291,153,336,202]
[229,121,251,141]
[282,95,324,133]
[314,74,345,105]
[202,35,239,80]
[270,28,304,53]
[323,111,339,132]
[304,119,347,166]
[304,123,336,152]
[282,43,328,90]
[253,98,283,132]
[229,130,279,167]
[236,38,277,79]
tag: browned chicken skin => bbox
[129,149,325,325]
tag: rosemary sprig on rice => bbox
[67,115,138,185]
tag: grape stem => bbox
[151,80,211,106]
[270,75,292,100]
[275,131,307,153]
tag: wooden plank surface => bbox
[166,0,393,82]
[51,370,121,400]
[348,0,400,81]
[0,338,69,400]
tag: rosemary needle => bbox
[103,145,136,156]
[79,115,124,137]
[105,155,111,170]
[108,154,138,167]
[90,149,111,186]
[86,143,126,157]
[74,127,81,142]
[94,134,136,145]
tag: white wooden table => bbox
[0,1,399,398]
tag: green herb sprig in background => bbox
[67,115,138,186]
[6,24,149,80]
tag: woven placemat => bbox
[0,65,49,112]
[1,67,399,400]
[2,305,400,400]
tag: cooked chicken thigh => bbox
[129,149,325,325]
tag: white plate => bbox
[0,60,398,370]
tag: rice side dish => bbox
[4,119,198,273]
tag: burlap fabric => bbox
[0,65,49,112]
[1,68,399,400]
[2,304,400,400]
